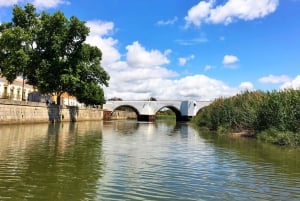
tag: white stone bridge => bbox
[103,100,212,121]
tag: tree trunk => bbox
[56,94,61,105]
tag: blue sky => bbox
[1,0,300,100]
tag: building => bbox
[27,91,83,106]
[0,76,34,101]
[0,76,83,107]
[60,92,83,107]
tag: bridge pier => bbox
[138,115,156,122]
[176,116,192,122]
[137,115,192,122]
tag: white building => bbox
[60,92,84,107]
[0,76,34,101]
[0,76,85,107]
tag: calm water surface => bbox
[0,120,299,201]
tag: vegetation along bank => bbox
[192,90,300,147]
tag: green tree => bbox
[0,4,109,105]
[75,82,105,105]
[0,4,38,101]
[0,26,30,83]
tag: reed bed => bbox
[192,90,300,147]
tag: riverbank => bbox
[0,99,103,124]
[192,90,300,147]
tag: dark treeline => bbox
[192,90,300,147]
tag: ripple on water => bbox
[0,122,300,201]
[97,124,300,200]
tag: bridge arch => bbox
[114,105,139,114]
[111,105,139,120]
[155,105,182,121]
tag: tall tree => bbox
[0,4,38,84]
[0,26,29,83]
[0,4,109,105]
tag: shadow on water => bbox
[0,122,104,201]
[47,105,79,123]
[194,126,300,176]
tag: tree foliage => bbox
[0,4,109,105]
[0,4,38,84]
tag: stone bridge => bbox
[103,100,212,121]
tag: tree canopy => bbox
[0,4,109,105]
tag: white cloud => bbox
[87,35,121,67]
[185,0,279,27]
[176,37,208,46]
[178,58,187,66]
[85,21,121,67]
[0,0,19,7]
[239,81,254,90]
[204,65,213,71]
[112,66,178,82]
[222,54,239,65]
[32,0,69,9]
[280,75,300,90]
[126,41,171,68]
[178,54,195,66]
[174,75,237,100]
[105,74,239,101]
[0,0,69,8]
[157,16,178,26]
[259,74,291,84]
[86,21,114,36]
[185,0,212,27]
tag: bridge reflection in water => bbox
[103,100,212,121]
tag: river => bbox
[0,120,299,201]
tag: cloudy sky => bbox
[1,0,299,100]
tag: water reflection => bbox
[99,121,219,200]
[0,122,104,201]
[0,121,299,200]
[100,121,300,200]
[196,127,300,176]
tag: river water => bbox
[0,120,299,201]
